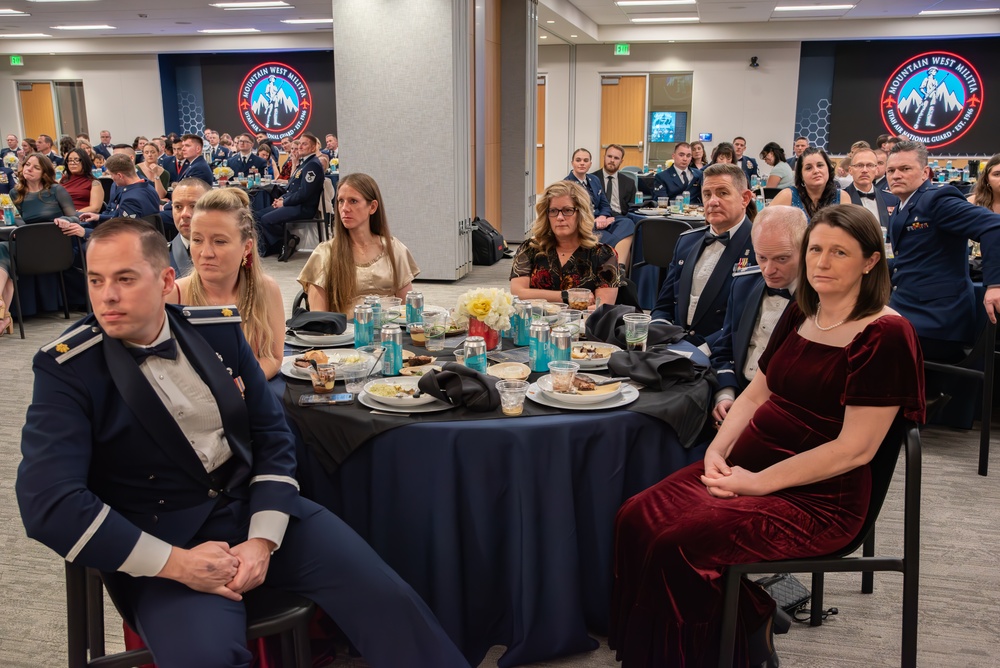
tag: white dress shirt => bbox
[688,220,744,326]
[601,170,621,214]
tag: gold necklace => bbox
[814,303,847,331]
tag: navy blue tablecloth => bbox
[270,377,705,666]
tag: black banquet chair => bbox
[627,216,692,284]
[66,561,316,668]
[717,419,921,668]
[8,222,87,339]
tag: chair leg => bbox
[862,530,875,594]
[59,271,70,319]
[716,570,742,668]
[901,566,919,667]
[9,260,25,339]
[66,563,88,668]
[978,350,995,476]
[810,572,825,626]
[86,569,106,658]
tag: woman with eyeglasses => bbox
[59,148,103,214]
[509,180,621,305]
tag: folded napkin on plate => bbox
[608,346,714,391]
[286,310,348,335]
[585,304,685,349]
[417,362,500,411]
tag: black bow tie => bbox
[128,338,178,364]
[766,287,792,299]
[858,190,876,200]
[704,231,730,246]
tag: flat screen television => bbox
[648,111,688,143]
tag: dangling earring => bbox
[242,254,249,267]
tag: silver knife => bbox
[595,376,630,386]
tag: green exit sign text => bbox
[10,55,24,67]
[614,43,630,56]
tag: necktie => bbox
[128,339,178,364]
[766,287,792,299]
[680,170,689,186]
[858,190,876,200]
[607,174,614,198]
[178,160,186,173]
[704,231,730,246]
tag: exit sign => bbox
[614,43,630,56]
[10,55,24,67]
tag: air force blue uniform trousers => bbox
[260,154,325,255]
[653,165,703,205]
[16,306,469,668]
[888,180,1000,359]
[651,218,756,349]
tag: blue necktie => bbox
[128,339,178,364]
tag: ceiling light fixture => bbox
[0,8,30,14]
[616,0,696,6]
[918,7,998,14]
[631,15,699,21]
[51,24,116,29]
[210,1,289,7]
[546,19,555,23]
[570,33,578,37]
[280,18,332,23]
[27,0,99,3]
[198,27,261,33]
[0,33,50,37]
[540,35,548,38]
[773,4,853,10]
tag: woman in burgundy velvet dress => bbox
[609,204,925,667]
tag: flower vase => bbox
[219,177,228,187]
[469,317,501,352]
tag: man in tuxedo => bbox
[653,142,703,205]
[17,219,469,668]
[887,140,1000,361]
[2,133,19,159]
[323,134,339,159]
[261,134,326,260]
[171,134,215,185]
[733,137,758,183]
[95,130,114,159]
[651,163,756,351]
[226,134,268,176]
[788,136,809,171]
[167,178,211,277]
[37,134,63,167]
[710,205,806,424]
[844,148,898,232]
[80,154,161,225]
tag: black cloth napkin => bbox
[585,304,685,349]
[286,310,348,335]
[608,345,717,392]
[417,362,500,412]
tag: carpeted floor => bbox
[1,251,998,667]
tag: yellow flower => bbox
[221,308,234,317]
[467,298,493,319]
[55,343,70,353]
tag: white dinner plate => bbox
[536,373,623,405]
[570,343,621,369]
[287,324,355,347]
[280,349,374,380]
[526,382,639,411]
[357,390,455,414]
[637,207,668,216]
[363,377,439,407]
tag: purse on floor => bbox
[754,573,811,614]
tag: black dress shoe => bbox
[278,234,300,262]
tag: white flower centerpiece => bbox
[454,287,513,351]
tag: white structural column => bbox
[332,0,474,280]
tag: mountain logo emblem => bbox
[238,62,313,140]
[880,51,983,149]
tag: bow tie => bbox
[704,231,730,246]
[128,339,178,364]
[858,190,876,200]
[766,287,792,299]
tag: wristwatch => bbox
[561,290,569,304]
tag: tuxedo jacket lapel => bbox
[874,190,891,228]
[677,238,702,326]
[692,220,752,326]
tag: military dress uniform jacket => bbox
[0,165,12,195]
[653,166,703,205]
[96,180,161,224]
[889,180,1000,345]
[651,217,756,346]
[208,145,232,168]
[16,305,301,574]
[737,155,758,182]
[563,172,613,219]
[282,154,325,217]
[227,153,268,176]
[170,155,214,185]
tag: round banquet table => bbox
[270,337,711,666]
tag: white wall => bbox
[0,54,164,144]
[538,41,801,187]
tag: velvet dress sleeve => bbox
[842,315,926,423]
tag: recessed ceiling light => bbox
[774,4,853,10]
[0,9,30,14]
[51,24,116,29]
[570,33,578,37]
[616,0,696,6]
[540,35,548,38]
[918,7,998,14]
[210,1,289,7]
[281,17,332,23]
[546,19,555,23]
[0,33,50,37]
[27,0,99,3]
[197,27,261,33]
[631,15,699,21]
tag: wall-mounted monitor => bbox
[648,111,688,143]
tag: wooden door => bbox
[19,82,57,141]
[600,75,646,168]
[536,78,545,194]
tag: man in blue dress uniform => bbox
[653,142,703,205]
[886,140,1000,362]
[16,219,470,668]
[710,205,806,424]
[260,134,325,261]
[1,133,19,159]
[206,130,231,169]
[80,154,161,226]
[169,134,214,185]
[0,164,13,196]
[564,148,635,266]
[733,137,758,184]
[226,134,268,176]
[37,134,64,167]
[652,163,757,351]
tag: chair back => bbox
[140,213,166,238]
[763,187,782,201]
[635,217,692,269]
[99,178,113,205]
[621,166,640,174]
[619,170,639,191]
[11,223,75,276]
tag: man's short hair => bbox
[88,218,169,271]
[236,133,254,143]
[794,136,809,143]
[890,140,929,167]
[733,136,746,143]
[885,136,902,147]
[76,133,90,141]
[181,133,204,148]
[105,153,138,176]
[605,144,625,158]
[702,162,748,191]
[673,142,692,153]
[851,147,878,164]
[300,133,320,151]
[752,205,808,249]
[38,134,53,146]
[174,176,212,194]
[875,133,892,147]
